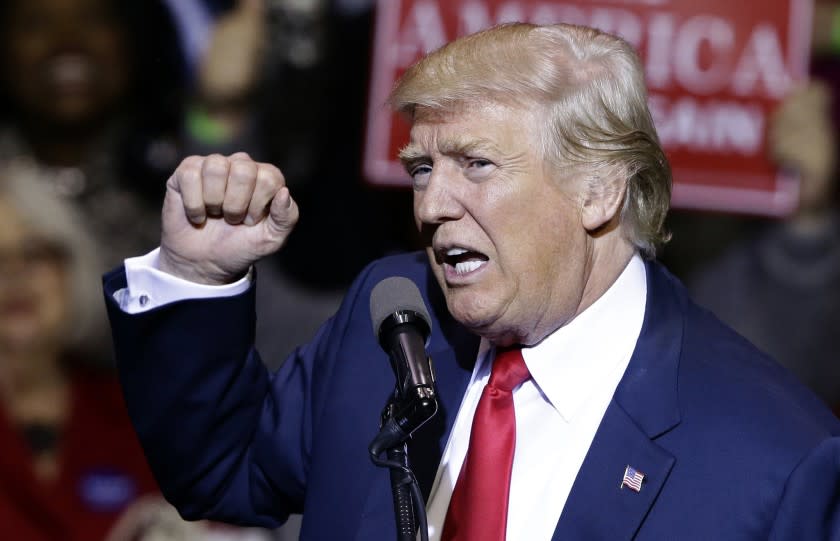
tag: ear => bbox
[580,170,627,232]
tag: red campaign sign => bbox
[363,0,813,216]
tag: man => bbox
[104,23,840,540]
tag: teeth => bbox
[447,247,468,256]
[455,260,484,274]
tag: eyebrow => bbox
[398,137,503,166]
[398,144,426,165]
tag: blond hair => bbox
[0,162,109,357]
[390,23,671,256]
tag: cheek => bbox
[491,205,561,267]
[31,266,70,339]
[6,31,48,63]
[521,208,585,279]
[94,33,129,78]
[43,267,69,315]
[3,39,44,95]
[0,281,66,348]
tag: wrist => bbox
[157,248,240,286]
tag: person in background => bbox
[0,164,159,540]
[0,0,338,364]
[0,0,186,269]
[686,0,840,413]
[0,163,274,540]
[689,81,840,412]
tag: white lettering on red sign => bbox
[365,0,812,216]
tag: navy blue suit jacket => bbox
[104,252,840,540]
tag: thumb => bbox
[264,186,299,241]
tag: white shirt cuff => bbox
[113,248,252,314]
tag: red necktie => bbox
[441,347,531,541]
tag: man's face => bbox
[1,0,130,127]
[405,103,593,345]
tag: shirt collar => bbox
[518,254,648,422]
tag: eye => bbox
[409,163,432,188]
[464,157,495,180]
[467,158,493,169]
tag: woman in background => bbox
[0,164,159,540]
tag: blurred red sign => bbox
[363,0,813,216]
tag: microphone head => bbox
[370,276,432,340]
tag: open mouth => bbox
[440,247,489,275]
[44,54,96,92]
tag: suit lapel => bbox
[553,261,685,540]
[552,402,675,540]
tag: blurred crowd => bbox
[662,0,840,414]
[0,0,837,539]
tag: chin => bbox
[444,290,505,335]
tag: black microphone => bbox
[369,277,438,453]
[370,276,436,402]
[369,277,436,541]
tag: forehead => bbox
[406,103,538,155]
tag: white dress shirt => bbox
[115,251,647,541]
[424,255,647,540]
[115,248,250,314]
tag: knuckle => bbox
[177,158,203,181]
[202,154,228,173]
[257,164,285,186]
[180,155,204,169]
[229,160,257,183]
[180,166,202,188]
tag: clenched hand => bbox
[159,153,299,285]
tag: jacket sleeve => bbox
[102,261,375,528]
[768,436,840,540]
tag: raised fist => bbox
[159,152,299,285]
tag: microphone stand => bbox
[369,389,436,541]
[384,401,418,541]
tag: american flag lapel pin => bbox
[620,465,645,492]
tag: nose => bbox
[413,167,465,226]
